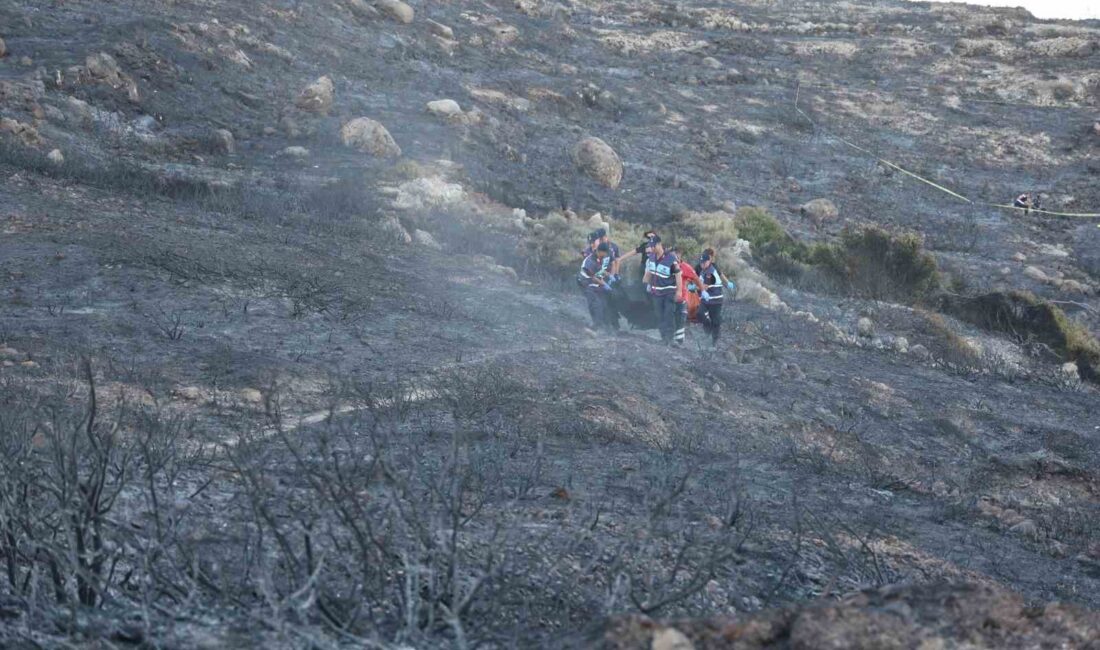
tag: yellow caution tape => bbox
[792,84,1100,220]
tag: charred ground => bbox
[1,0,1099,647]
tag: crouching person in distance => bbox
[695,250,725,345]
[578,242,615,331]
[643,236,682,344]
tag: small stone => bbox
[211,128,235,154]
[0,347,19,358]
[376,0,414,24]
[1060,362,1079,382]
[85,52,122,82]
[296,75,334,114]
[910,343,930,360]
[346,0,379,19]
[1012,252,1027,262]
[702,56,722,68]
[20,360,39,369]
[800,198,839,227]
[1009,519,1040,540]
[652,627,694,650]
[380,214,412,244]
[19,56,32,67]
[894,336,909,354]
[175,386,203,401]
[279,145,310,158]
[413,229,442,250]
[857,317,874,338]
[239,388,263,404]
[0,37,6,58]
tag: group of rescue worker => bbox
[578,228,728,346]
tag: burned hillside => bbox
[1,0,1099,647]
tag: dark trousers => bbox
[585,289,612,330]
[701,301,723,342]
[652,293,677,343]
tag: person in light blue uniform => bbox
[643,236,682,344]
[694,251,725,344]
[578,243,614,330]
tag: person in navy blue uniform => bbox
[694,250,725,344]
[578,242,614,330]
[642,236,682,344]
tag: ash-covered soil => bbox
[1,0,1099,647]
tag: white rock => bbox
[910,344,931,360]
[737,279,786,310]
[376,0,414,24]
[1024,265,1050,283]
[1060,361,1080,382]
[426,99,462,119]
[857,317,875,338]
[894,336,909,354]
[651,627,694,650]
[239,388,264,404]
[393,177,465,210]
[46,149,64,165]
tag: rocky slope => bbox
[1,0,1099,647]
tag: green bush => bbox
[942,290,1100,382]
[735,207,803,259]
[839,225,941,301]
[734,207,940,301]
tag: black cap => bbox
[595,227,607,238]
[596,242,610,253]
[587,231,599,243]
[649,235,661,245]
[699,253,712,263]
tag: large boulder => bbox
[340,117,401,157]
[800,198,838,227]
[376,0,414,24]
[572,136,623,189]
[296,75,334,114]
